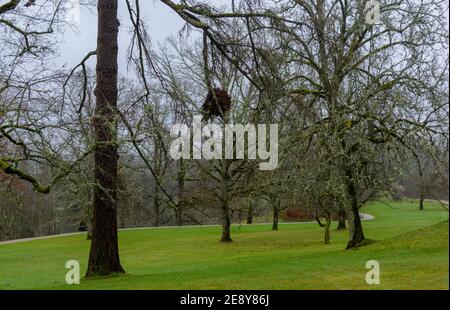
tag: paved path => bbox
[0,213,375,246]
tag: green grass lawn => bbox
[0,199,448,290]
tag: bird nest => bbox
[202,88,231,120]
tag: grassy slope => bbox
[0,199,448,290]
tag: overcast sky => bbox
[56,1,187,76]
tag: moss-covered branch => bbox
[0,158,50,194]
[0,0,20,15]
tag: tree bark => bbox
[153,141,161,227]
[86,0,124,276]
[271,197,280,230]
[345,170,366,249]
[324,217,331,244]
[419,192,425,210]
[246,202,254,224]
[176,159,186,226]
[154,182,160,227]
[220,162,232,242]
[272,207,279,231]
[336,206,346,230]
[417,153,425,210]
[175,202,183,226]
[221,201,232,242]
[346,202,365,249]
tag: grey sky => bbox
[56,1,186,76]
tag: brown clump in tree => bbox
[202,88,231,120]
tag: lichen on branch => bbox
[0,158,50,194]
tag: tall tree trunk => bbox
[345,170,366,249]
[175,202,183,226]
[417,153,425,210]
[154,182,160,227]
[221,201,232,242]
[419,190,425,210]
[176,159,186,226]
[246,202,254,224]
[272,198,280,230]
[336,206,346,230]
[86,0,124,276]
[220,161,232,242]
[153,140,161,227]
[324,217,331,244]
[272,208,279,231]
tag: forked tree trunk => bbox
[86,0,124,276]
[346,203,365,249]
[336,206,346,230]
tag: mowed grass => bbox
[0,199,448,290]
